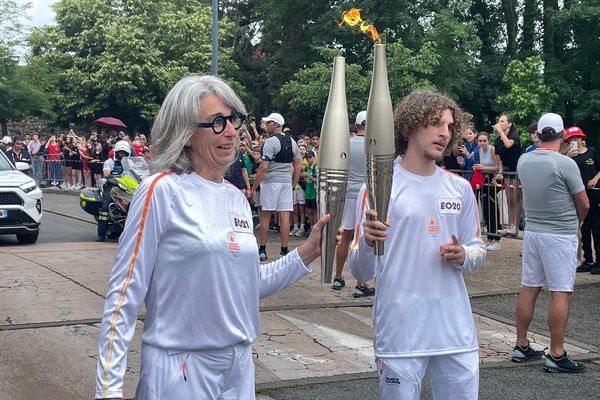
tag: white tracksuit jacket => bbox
[349,163,487,358]
[95,172,310,398]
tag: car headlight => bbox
[20,181,38,193]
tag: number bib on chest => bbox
[229,212,253,234]
[437,198,462,215]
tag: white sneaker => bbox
[497,226,518,237]
[486,241,502,251]
[294,228,305,237]
[289,227,299,236]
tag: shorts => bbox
[135,342,255,400]
[305,198,317,209]
[260,182,293,211]
[72,158,83,170]
[522,231,578,292]
[90,162,104,175]
[293,187,306,205]
[377,351,479,400]
[340,197,358,230]
[253,190,260,207]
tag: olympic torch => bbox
[318,56,350,283]
[365,43,395,255]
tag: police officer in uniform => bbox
[96,140,131,242]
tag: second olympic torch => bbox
[365,43,395,255]
[318,56,350,283]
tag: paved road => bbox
[1,191,600,399]
[0,191,96,245]
[472,285,600,350]
[260,361,600,399]
[259,286,600,400]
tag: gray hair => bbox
[150,75,247,175]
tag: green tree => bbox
[424,8,481,100]
[497,56,556,141]
[501,0,518,58]
[277,37,439,132]
[28,0,241,131]
[278,58,370,131]
[237,0,441,127]
[386,40,439,103]
[469,0,506,128]
[556,0,600,142]
[0,0,28,48]
[0,0,53,136]
[520,0,539,59]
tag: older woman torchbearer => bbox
[317,56,350,283]
[94,75,330,400]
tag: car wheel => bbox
[16,231,40,244]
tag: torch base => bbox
[318,168,349,283]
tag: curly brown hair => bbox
[394,90,469,157]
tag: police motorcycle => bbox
[79,143,149,240]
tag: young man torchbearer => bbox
[349,90,487,400]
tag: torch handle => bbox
[374,240,384,256]
[365,153,395,256]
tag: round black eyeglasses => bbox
[197,113,247,134]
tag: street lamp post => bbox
[211,0,218,76]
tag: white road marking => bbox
[340,309,374,328]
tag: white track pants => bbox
[136,342,255,400]
[377,351,479,400]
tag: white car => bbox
[0,151,42,243]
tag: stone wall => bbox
[6,117,92,138]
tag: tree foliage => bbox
[279,59,370,129]
[5,0,600,141]
[497,56,556,142]
[27,0,240,131]
[0,0,54,136]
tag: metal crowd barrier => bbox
[448,169,523,240]
[29,154,102,189]
[36,154,67,188]
[30,154,147,189]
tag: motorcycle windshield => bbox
[121,156,150,180]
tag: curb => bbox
[41,187,82,197]
[256,371,379,393]
[44,209,96,225]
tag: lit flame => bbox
[338,8,380,43]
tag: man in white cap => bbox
[0,136,12,152]
[332,111,375,297]
[252,112,302,261]
[513,112,588,373]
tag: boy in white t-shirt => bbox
[349,90,487,399]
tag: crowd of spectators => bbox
[440,116,599,272]
[222,120,323,237]
[1,127,152,189]
[4,112,597,273]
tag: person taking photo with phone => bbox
[564,126,600,274]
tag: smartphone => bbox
[570,141,578,151]
[457,139,464,147]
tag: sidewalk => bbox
[1,226,599,399]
